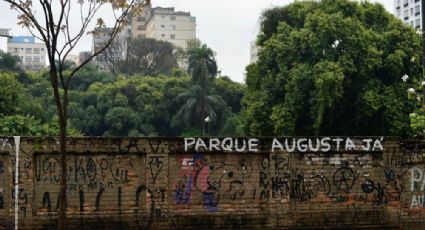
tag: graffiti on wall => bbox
[184,137,384,153]
[173,154,252,212]
[410,167,425,208]
[1,137,425,228]
[33,154,146,214]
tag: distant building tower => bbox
[0,28,11,38]
[66,54,80,66]
[79,51,92,65]
[92,27,115,54]
[394,0,422,29]
[131,3,197,50]
[7,36,46,71]
[250,41,259,63]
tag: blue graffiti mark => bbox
[203,191,218,212]
[175,153,206,205]
[175,176,193,205]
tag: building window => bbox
[161,15,165,18]
[170,16,176,21]
[137,17,146,21]
[161,34,165,37]
[170,34,176,39]
[25,56,31,62]
[415,5,420,15]
[161,24,165,28]
[404,9,409,20]
[33,48,40,54]
[404,0,408,6]
[137,25,144,30]
[25,48,32,54]
[172,25,176,30]
[416,18,421,28]
[33,56,40,62]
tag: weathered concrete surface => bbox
[0,137,422,229]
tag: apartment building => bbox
[131,4,196,50]
[394,0,422,29]
[92,27,115,54]
[7,36,46,71]
[250,41,259,63]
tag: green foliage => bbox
[0,72,22,116]
[0,50,21,72]
[172,44,232,135]
[410,112,425,137]
[104,107,140,136]
[0,115,80,136]
[187,44,218,88]
[243,0,420,136]
[69,64,116,91]
[212,76,246,113]
[0,42,244,137]
[218,115,244,136]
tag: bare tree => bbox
[96,36,129,75]
[1,0,150,229]
[99,37,178,76]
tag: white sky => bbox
[0,0,394,83]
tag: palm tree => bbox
[172,44,227,135]
[173,84,227,129]
[187,44,217,89]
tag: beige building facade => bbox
[92,27,114,54]
[66,54,80,66]
[131,4,196,50]
[7,36,46,71]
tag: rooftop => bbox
[8,36,35,44]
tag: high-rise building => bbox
[92,4,197,69]
[7,36,46,71]
[131,4,197,50]
[92,27,115,54]
[250,41,259,63]
[394,0,422,29]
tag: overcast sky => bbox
[0,0,394,83]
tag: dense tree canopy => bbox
[0,50,21,72]
[243,0,421,136]
[0,66,245,137]
[99,37,178,76]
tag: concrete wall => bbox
[0,137,424,229]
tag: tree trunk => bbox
[58,117,67,230]
[49,69,68,230]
